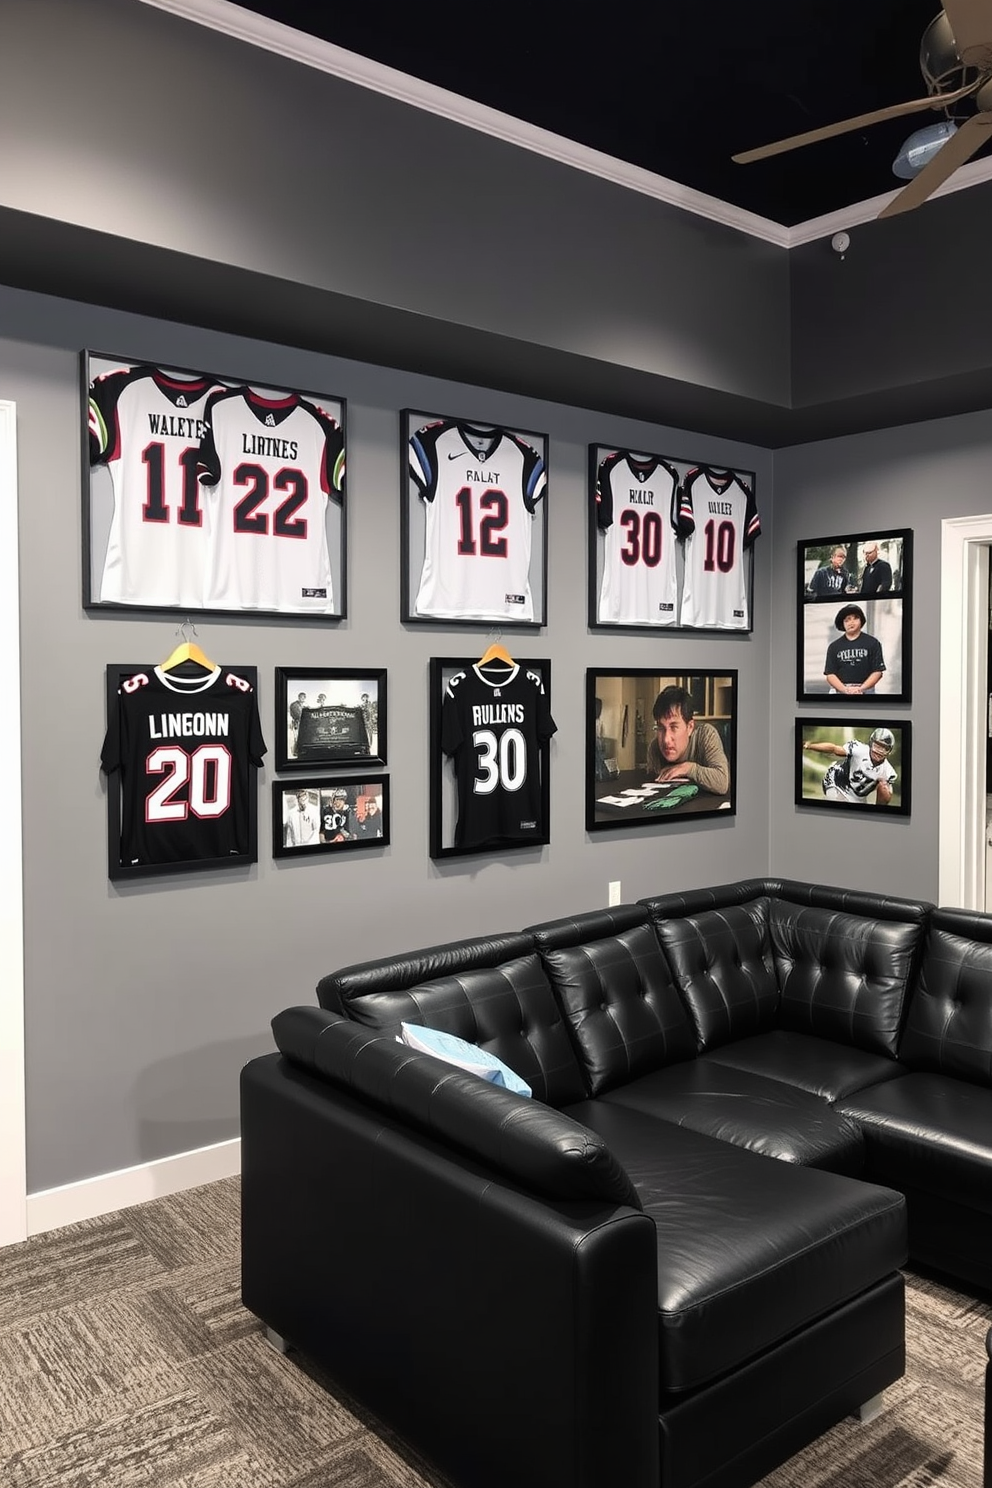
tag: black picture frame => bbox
[429,655,553,859]
[798,528,912,703]
[272,777,390,857]
[588,445,759,633]
[274,667,386,771]
[585,668,737,831]
[83,350,347,619]
[795,718,911,816]
[401,409,548,628]
[103,662,260,880]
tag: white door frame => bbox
[939,515,991,911]
[0,400,26,1245]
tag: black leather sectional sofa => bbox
[240,878,992,1488]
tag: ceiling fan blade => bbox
[878,110,992,217]
[733,78,983,164]
[941,0,992,67]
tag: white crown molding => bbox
[138,0,792,247]
[138,0,992,251]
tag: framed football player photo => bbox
[429,653,555,860]
[401,408,548,629]
[101,662,263,880]
[586,668,737,831]
[795,719,911,816]
[587,445,760,632]
[83,350,347,620]
[272,778,390,858]
[274,667,386,771]
[798,528,912,703]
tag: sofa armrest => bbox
[241,1054,659,1488]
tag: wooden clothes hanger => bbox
[160,619,215,673]
[477,634,514,668]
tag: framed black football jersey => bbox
[101,662,265,879]
[429,655,555,859]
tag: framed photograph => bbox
[83,350,347,619]
[586,669,737,831]
[102,661,262,880]
[588,446,759,632]
[274,667,385,770]
[796,719,911,816]
[429,654,554,859]
[798,528,911,702]
[273,778,390,858]
[401,409,548,628]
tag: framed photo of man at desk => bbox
[585,668,737,831]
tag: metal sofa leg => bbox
[855,1393,885,1423]
[264,1326,292,1354]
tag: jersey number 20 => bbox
[145,744,232,821]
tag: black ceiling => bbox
[233,0,992,227]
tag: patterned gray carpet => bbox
[0,1176,987,1487]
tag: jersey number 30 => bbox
[472,728,526,794]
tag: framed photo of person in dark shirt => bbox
[585,669,737,831]
[797,529,911,703]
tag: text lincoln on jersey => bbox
[148,712,230,738]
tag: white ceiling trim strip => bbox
[140,0,992,250]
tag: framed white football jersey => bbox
[594,449,680,626]
[88,363,219,608]
[678,467,760,630]
[196,387,345,613]
[408,417,547,622]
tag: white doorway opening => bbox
[939,515,992,911]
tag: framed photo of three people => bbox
[798,528,911,703]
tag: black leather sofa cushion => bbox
[598,1058,865,1174]
[650,901,778,1050]
[525,906,697,1096]
[316,930,536,1014]
[899,909,992,1084]
[836,1072,992,1213]
[559,1100,906,1395]
[272,1007,641,1209]
[703,1029,908,1101]
[318,951,588,1108]
[769,902,925,1057]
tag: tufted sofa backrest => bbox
[640,880,932,1056]
[272,1006,640,1208]
[316,930,535,1013]
[524,905,696,1095]
[642,897,778,1051]
[898,907,992,1086]
[770,899,929,1056]
[319,935,587,1107]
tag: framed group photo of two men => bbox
[797,528,912,703]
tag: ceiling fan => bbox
[733,0,992,218]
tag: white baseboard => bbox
[25,1137,241,1237]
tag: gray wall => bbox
[1,283,773,1191]
[769,409,992,900]
[0,0,791,429]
